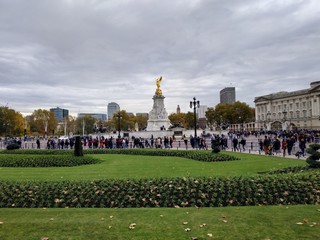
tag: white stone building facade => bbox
[254,81,320,130]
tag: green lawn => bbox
[0,151,318,239]
[0,205,319,240]
[0,152,307,181]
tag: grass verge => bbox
[0,152,308,181]
[0,205,319,240]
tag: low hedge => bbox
[84,149,240,162]
[259,166,312,175]
[0,148,240,162]
[0,154,100,167]
[0,149,70,155]
[0,173,319,208]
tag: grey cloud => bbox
[0,0,319,116]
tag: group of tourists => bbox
[226,129,312,158]
[259,135,307,158]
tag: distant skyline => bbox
[0,0,319,116]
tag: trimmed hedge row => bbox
[84,149,240,162]
[259,166,312,175]
[0,173,319,208]
[0,148,240,162]
[0,155,100,167]
[0,149,70,155]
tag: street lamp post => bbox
[282,109,288,131]
[190,97,200,145]
[116,111,122,139]
[282,109,287,122]
[266,111,271,130]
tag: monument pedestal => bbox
[146,95,171,131]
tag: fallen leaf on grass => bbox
[0,222,3,225]
[41,238,49,240]
[49,218,54,221]
[185,228,191,232]
[296,222,303,225]
[222,220,228,223]
[207,233,213,237]
[129,223,136,230]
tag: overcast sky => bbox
[0,0,319,117]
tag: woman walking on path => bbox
[281,138,288,157]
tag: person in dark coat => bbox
[232,137,239,151]
[287,137,294,155]
[299,138,306,157]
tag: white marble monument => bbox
[146,76,171,131]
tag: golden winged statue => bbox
[155,76,163,96]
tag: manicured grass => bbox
[0,152,307,181]
[0,205,319,240]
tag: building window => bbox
[296,103,299,109]
[289,104,292,110]
[290,112,294,119]
[303,110,307,118]
[296,111,300,119]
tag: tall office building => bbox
[78,113,107,121]
[220,87,236,104]
[50,107,69,122]
[107,102,120,120]
[198,105,208,129]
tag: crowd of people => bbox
[0,129,318,158]
[226,129,315,158]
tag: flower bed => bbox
[0,155,100,167]
[1,173,319,208]
[0,148,240,162]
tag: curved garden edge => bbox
[0,148,240,162]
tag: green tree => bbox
[58,115,77,136]
[75,115,97,135]
[135,115,148,131]
[168,113,186,128]
[0,106,24,137]
[112,110,134,132]
[206,102,255,128]
[205,107,215,129]
[184,111,197,129]
[29,109,58,136]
